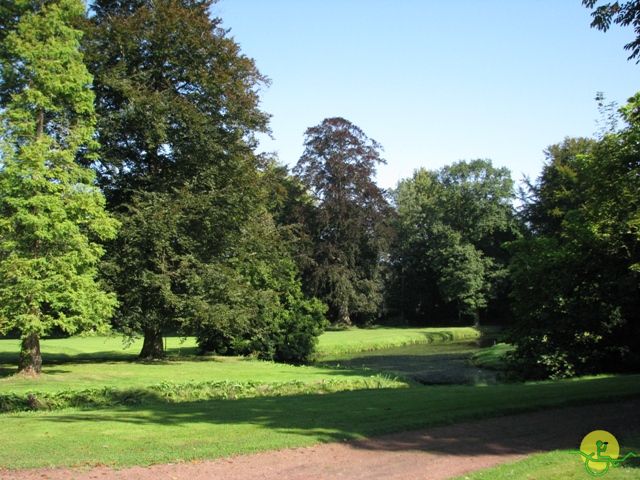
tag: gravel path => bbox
[2,399,639,480]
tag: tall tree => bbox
[390,160,518,326]
[85,0,270,357]
[508,103,640,378]
[294,117,392,325]
[0,0,118,373]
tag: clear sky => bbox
[214,0,637,189]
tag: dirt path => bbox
[3,399,639,480]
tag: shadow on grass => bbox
[0,345,202,379]
[37,377,640,457]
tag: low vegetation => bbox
[0,328,474,413]
[470,343,514,370]
[1,374,638,469]
[455,435,640,479]
[315,326,479,358]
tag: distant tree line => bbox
[0,0,638,380]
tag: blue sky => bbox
[214,0,637,189]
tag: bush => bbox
[195,213,328,363]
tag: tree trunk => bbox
[18,333,42,375]
[36,108,44,138]
[139,327,164,359]
[473,310,480,329]
[338,303,351,327]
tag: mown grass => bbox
[0,327,478,394]
[0,327,479,364]
[0,336,198,365]
[0,327,475,412]
[455,435,640,479]
[0,374,639,469]
[0,356,397,394]
[315,326,479,358]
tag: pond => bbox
[317,341,500,386]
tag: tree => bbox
[520,137,596,235]
[85,0,270,357]
[194,210,327,363]
[508,100,640,378]
[0,0,118,374]
[583,1,640,61]
[390,160,518,326]
[294,117,392,325]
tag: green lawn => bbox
[0,336,199,365]
[1,374,639,469]
[0,327,476,410]
[316,326,479,358]
[0,327,478,396]
[0,356,402,395]
[1,328,637,471]
[455,435,640,479]
[0,326,479,364]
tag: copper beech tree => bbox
[294,118,392,325]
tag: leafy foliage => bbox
[193,211,327,364]
[583,0,640,61]
[0,0,118,373]
[390,160,518,325]
[294,117,392,325]
[508,98,640,379]
[84,0,328,360]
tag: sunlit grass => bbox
[455,435,640,479]
[0,374,638,469]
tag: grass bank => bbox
[1,374,638,469]
[316,326,479,358]
[0,327,477,412]
[0,327,480,365]
[454,435,640,479]
[470,342,514,370]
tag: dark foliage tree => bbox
[390,160,518,326]
[583,1,640,61]
[508,98,640,379]
[194,209,327,363]
[294,117,392,325]
[85,0,275,358]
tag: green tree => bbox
[0,0,118,374]
[194,210,327,363]
[520,137,596,235]
[85,0,270,357]
[508,101,640,378]
[294,117,392,325]
[390,160,517,325]
[583,1,640,61]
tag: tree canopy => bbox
[390,160,518,326]
[507,98,640,379]
[84,0,279,358]
[294,117,392,325]
[583,1,640,61]
[0,0,118,373]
